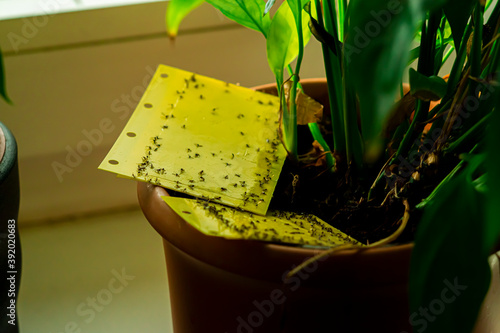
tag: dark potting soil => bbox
[268,143,460,245]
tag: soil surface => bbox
[268,132,458,245]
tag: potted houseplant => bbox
[102,0,500,332]
[0,46,21,333]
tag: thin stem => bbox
[392,13,440,164]
[338,0,346,42]
[286,0,306,159]
[343,73,363,169]
[445,24,473,99]
[444,113,491,155]
[316,0,346,153]
[441,45,455,67]
[308,123,335,170]
[470,3,484,80]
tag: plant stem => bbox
[286,0,307,159]
[343,71,363,169]
[444,113,491,155]
[445,24,472,99]
[416,144,479,209]
[441,45,455,68]
[470,3,484,80]
[308,123,335,170]
[338,0,347,42]
[316,0,346,154]
[392,13,440,163]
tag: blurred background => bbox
[0,0,324,331]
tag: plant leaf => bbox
[283,82,323,125]
[345,0,445,144]
[308,15,341,56]
[287,0,311,30]
[206,0,271,37]
[165,0,205,38]
[409,68,447,101]
[0,45,11,105]
[266,1,311,81]
[486,91,500,251]
[410,154,493,333]
[443,0,475,50]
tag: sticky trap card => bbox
[164,197,362,247]
[99,65,286,215]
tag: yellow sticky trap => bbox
[164,197,362,247]
[99,65,286,215]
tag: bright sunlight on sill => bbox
[0,0,164,21]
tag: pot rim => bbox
[0,126,5,164]
[0,121,18,183]
[138,182,413,285]
[137,78,413,284]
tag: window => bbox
[0,0,164,21]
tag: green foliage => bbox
[313,0,345,153]
[346,0,438,144]
[166,1,500,331]
[486,90,500,252]
[266,0,311,157]
[266,1,311,85]
[410,154,492,333]
[409,68,447,101]
[442,0,475,49]
[165,0,205,38]
[206,0,271,37]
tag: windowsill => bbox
[0,1,233,55]
[0,0,164,21]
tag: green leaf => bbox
[165,0,205,38]
[345,0,441,144]
[408,46,421,65]
[266,1,311,81]
[486,91,500,252]
[0,45,11,104]
[308,14,341,56]
[442,0,475,50]
[410,155,493,333]
[287,0,310,29]
[206,0,271,37]
[409,68,447,101]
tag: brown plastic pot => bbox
[138,80,500,333]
